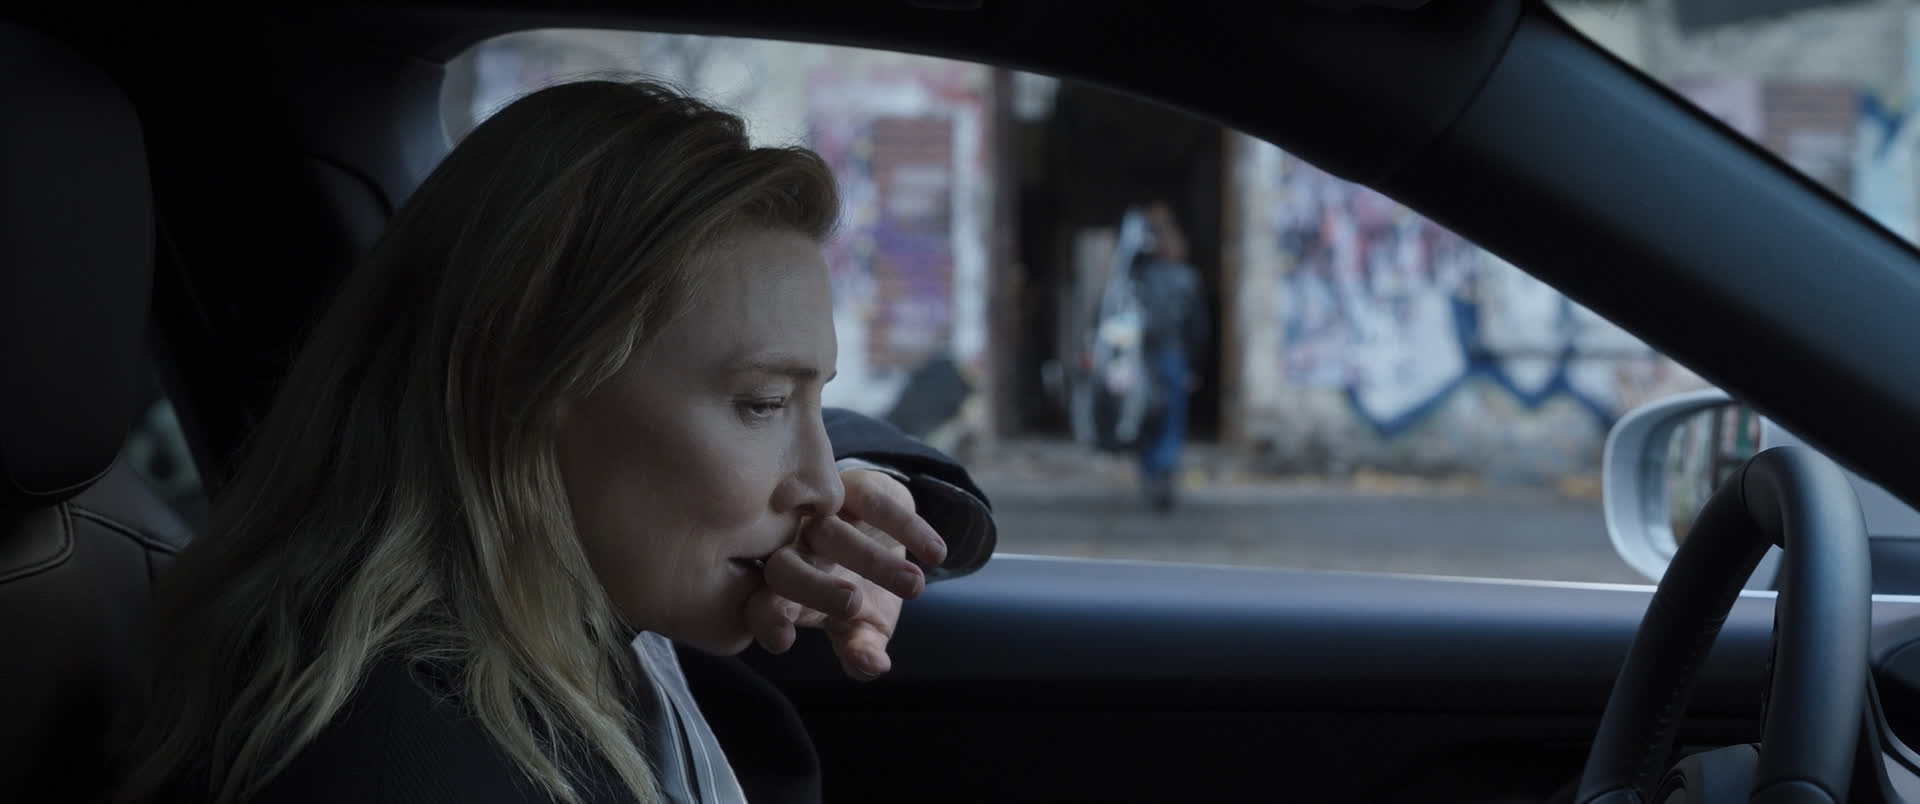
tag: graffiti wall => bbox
[1270,159,1484,434]
[1235,67,1920,484]
[1271,150,1690,431]
[1234,137,1708,483]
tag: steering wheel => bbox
[1575,446,1873,804]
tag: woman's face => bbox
[555,226,844,655]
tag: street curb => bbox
[977,482,1590,507]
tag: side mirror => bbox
[1605,390,1920,592]
[1601,388,1780,589]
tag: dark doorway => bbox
[1009,80,1225,440]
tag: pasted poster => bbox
[807,66,989,375]
[1271,157,1477,431]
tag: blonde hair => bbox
[113,78,840,804]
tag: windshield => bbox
[1558,0,1920,242]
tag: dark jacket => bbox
[1135,256,1209,359]
[170,408,991,804]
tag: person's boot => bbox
[1148,471,1176,513]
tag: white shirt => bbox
[630,631,749,804]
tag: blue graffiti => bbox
[1340,297,1617,440]
[1274,162,1626,439]
[1854,91,1918,243]
[1861,93,1904,159]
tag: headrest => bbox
[0,22,154,513]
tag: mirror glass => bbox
[1661,403,1763,546]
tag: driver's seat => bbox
[0,20,194,802]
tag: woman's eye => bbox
[738,398,788,421]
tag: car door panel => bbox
[1874,539,1920,596]
[744,556,1920,801]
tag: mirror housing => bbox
[1602,388,1780,589]
[1604,389,1920,589]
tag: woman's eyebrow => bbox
[724,353,831,381]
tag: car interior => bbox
[11,0,1920,801]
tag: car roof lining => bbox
[321,0,1519,187]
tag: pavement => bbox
[966,439,1645,586]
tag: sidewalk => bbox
[968,438,1602,506]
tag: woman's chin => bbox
[673,626,756,657]
[716,632,757,656]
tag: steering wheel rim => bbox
[1575,445,1872,804]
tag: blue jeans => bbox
[1139,345,1188,480]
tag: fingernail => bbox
[840,585,861,617]
[895,569,923,595]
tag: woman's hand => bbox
[745,467,947,680]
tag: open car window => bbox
[452,29,1718,585]
[129,25,1755,586]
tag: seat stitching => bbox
[0,503,78,583]
[69,505,186,555]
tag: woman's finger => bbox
[827,619,893,681]
[745,587,801,654]
[803,515,925,601]
[840,472,948,568]
[762,544,861,621]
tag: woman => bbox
[113,79,992,804]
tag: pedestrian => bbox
[1134,201,1209,511]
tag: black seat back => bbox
[0,20,193,802]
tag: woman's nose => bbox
[781,413,845,517]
